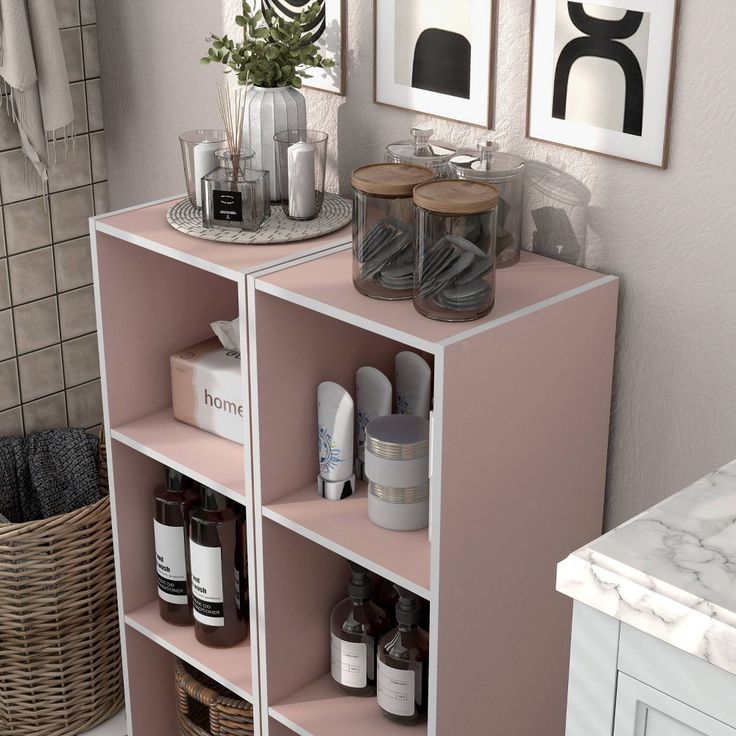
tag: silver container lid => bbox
[369,480,430,504]
[365,415,429,461]
[451,141,525,184]
[386,127,456,170]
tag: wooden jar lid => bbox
[351,163,434,197]
[413,179,499,215]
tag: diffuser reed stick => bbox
[215,79,247,183]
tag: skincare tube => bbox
[317,382,356,500]
[395,352,431,419]
[355,367,392,481]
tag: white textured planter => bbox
[246,86,307,201]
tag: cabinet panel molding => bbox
[614,674,736,736]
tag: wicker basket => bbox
[0,433,123,735]
[175,659,255,736]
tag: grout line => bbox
[1,202,25,433]
[4,281,93,313]
[48,189,70,428]
[9,376,101,413]
[0,180,94,207]
[11,326,98,358]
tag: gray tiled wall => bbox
[0,1,107,437]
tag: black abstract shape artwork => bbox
[412,29,471,99]
[262,0,326,43]
[553,2,645,136]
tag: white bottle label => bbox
[331,633,371,688]
[377,658,416,717]
[190,541,224,626]
[153,520,188,605]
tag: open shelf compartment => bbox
[125,601,253,700]
[112,407,246,504]
[109,441,258,709]
[259,520,429,736]
[249,289,434,595]
[263,481,430,598]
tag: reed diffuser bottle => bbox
[189,487,248,647]
[377,586,430,725]
[153,468,200,625]
[202,82,270,231]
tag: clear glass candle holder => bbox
[202,149,270,231]
[179,129,227,208]
[273,129,328,221]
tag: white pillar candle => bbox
[287,141,316,219]
[193,141,221,208]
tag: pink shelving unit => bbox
[92,197,619,736]
[91,197,352,736]
[248,248,619,736]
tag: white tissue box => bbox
[170,337,244,444]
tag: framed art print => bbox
[528,0,679,167]
[261,0,346,95]
[374,0,496,127]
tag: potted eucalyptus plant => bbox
[202,1,334,200]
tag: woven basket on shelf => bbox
[0,432,123,736]
[175,659,255,736]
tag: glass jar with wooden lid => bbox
[351,163,434,300]
[412,179,499,322]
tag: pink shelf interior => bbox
[257,249,605,346]
[98,199,352,276]
[270,673,427,736]
[263,482,430,596]
[125,600,253,701]
[112,407,246,500]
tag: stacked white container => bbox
[365,415,429,531]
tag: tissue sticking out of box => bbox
[211,317,240,352]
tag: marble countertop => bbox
[557,459,736,674]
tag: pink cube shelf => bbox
[270,674,426,736]
[97,198,352,279]
[125,600,253,701]
[94,196,619,736]
[112,407,247,502]
[262,482,430,597]
[249,248,619,735]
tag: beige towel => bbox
[0,0,74,183]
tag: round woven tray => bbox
[167,193,352,244]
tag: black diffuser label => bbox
[213,190,243,222]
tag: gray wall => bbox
[96,0,224,209]
[0,0,107,436]
[98,1,736,529]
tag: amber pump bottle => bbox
[330,563,391,696]
[153,467,199,625]
[377,586,430,725]
[189,487,248,647]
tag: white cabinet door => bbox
[614,674,736,736]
